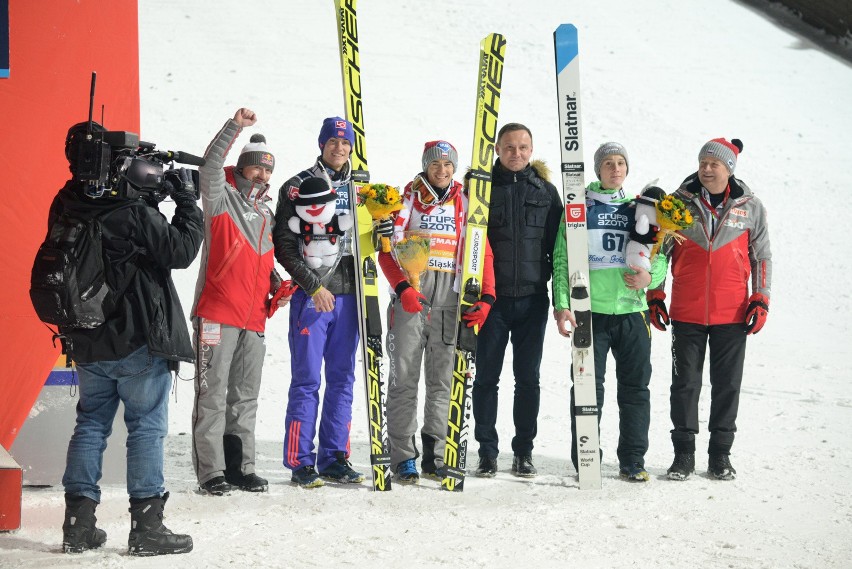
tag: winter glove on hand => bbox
[268,280,299,318]
[376,218,394,238]
[744,293,769,335]
[166,168,197,206]
[462,296,495,329]
[646,289,670,331]
[373,217,395,253]
[396,282,426,314]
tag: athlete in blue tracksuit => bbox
[272,117,364,487]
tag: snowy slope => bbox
[3,1,852,568]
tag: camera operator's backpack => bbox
[30,209,120,329]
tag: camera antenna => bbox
[87,71,96,137]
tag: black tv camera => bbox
[67,72,205,202]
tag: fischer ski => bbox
[554,23,601,490]
[441,33,506,492]
[334,0,392,491]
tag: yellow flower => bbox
[672,210,682,222]
[394,232,431,290]
[661,200,673,211]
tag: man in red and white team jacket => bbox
[648,137,771,482]
[191,108,292,495]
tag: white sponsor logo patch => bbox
[466,227,484,275]
[201,321,221,346]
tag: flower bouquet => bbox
[392,230,431,291]
[651,194,695,258]
[357,183,403,253]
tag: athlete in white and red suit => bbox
[377,140,495,481]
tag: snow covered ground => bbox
[3,1,852,567]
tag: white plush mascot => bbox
[625,184,666,271]
[288,176,354,269]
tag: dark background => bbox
[741,0,852,64]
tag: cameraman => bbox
[190,108,291,496]
[56,122,202,555]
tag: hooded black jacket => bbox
[487,160,563,298]
[47,181,204,365]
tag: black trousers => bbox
[570,311,652,470]
[670,321,747,455]
[472,293,549,458]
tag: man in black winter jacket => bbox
[54,122,202,556]
[472,123,563,478]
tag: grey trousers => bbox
[385,270,458,468]
[191,318,266,485]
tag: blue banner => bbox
[0,0,8,78]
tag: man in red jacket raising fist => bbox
[191,108,291,496]
[648,137,771,482]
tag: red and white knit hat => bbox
[698,138,743,174]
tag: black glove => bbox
[372,217,395,252]
[376,217,394,238]
[165,168,197,205]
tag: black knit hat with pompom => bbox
[237,133,275,172]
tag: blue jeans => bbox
[62,345,171,501]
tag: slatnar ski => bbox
[554,23,601,490]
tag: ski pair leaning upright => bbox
[334,0,392,491]
[555,23,602,490]
[441,33,506,492]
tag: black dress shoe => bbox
[199,476,233,496]
[511,455,537,478]
[226,472,269,492]
[475,456,498,477]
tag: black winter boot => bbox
[668,439,696,481]
[62,494,107,553]
[420,433,442,477]
[666,452,695,481]
[128,492,193,556]
[223,434,268,491]
[223,434,243,483]
[708,454,737,481]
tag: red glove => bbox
[268,280,299,317]
[646,289,670,331]
[462,299,493,329]
[745,293,769,335]
[399,285,427,313]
